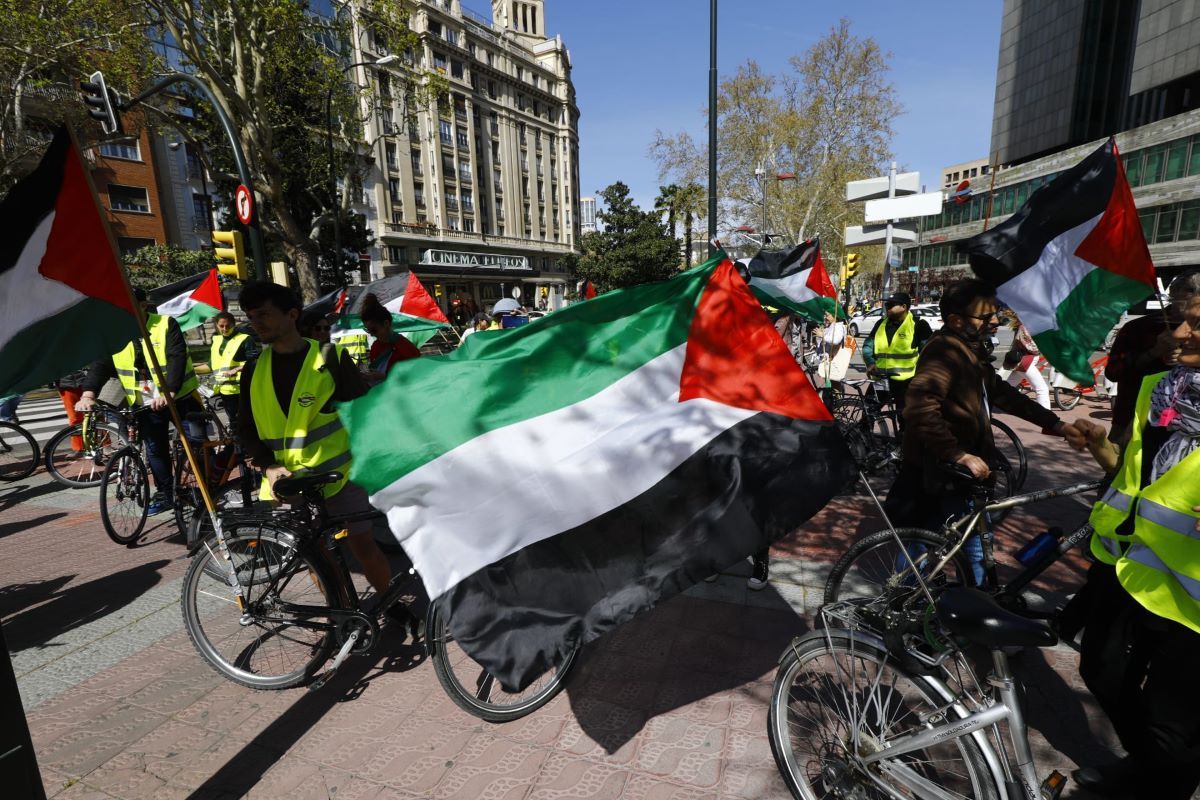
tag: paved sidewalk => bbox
[3,396,1123,799]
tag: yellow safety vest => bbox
[1089,371,1200,633]
[209,332,250,396]
[111,314,199,406]
[250,340,351,499]
[339,333,369,365]
[873,313,919,381]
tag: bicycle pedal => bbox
[1040,770,1066,800]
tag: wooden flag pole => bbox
[67,126,243,602]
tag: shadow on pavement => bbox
[564,581,809,754]
[0,559,170,652]
[0,480,67,512]
[0,512,66,540]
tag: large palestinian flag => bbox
[741,238,842,322]
[0,127,138,395]
[341,254,855,691]
[960,138,1156,384]
[341,271,450,329]
[148,269,223,331]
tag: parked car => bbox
[847,305,942,337]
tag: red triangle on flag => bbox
[190,269,224,310]
[679,260,832,421]
[805,248,838,299]
[1073,141,1156,290]
[400,273,450,324]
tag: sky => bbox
[465,0,1005,214]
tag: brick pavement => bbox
[3,393,1126,799]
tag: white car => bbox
[847,306,942,338]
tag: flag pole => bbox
[67,126,243,604]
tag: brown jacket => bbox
[902,330,1061,470]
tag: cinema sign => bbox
[421,249,530,270]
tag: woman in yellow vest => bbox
[207,311,256,429]
[1070,287,1200,798]
[77,288,203,516]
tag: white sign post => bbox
[845,163,933,295]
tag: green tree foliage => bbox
[655,182,706,269]
[123,243,216,290]
[562,182,680,292]
[142,0,440,301]
[0,0,154,190]
[650,18,901,272]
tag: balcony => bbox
[459,172,473,184]
[383,222,576,253]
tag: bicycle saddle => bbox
[935,587,1057,649]
[274,471,343,496]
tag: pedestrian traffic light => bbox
[845,252,860,280]
[79,71,122,136]
[212,230,248,280]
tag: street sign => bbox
[908,266,919,272]
[864,191,944,223]
[845,172,920,202]
[844,224,918,247]
[887,246,902,268]
[235,184,253,225]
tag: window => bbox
[459,160,472,182]
[440,119,453,145]
[378,72,391,97]
[445,28,458,46]
[433,51,447,71]
[415,186,425,206]
[1143,144,1166,184]
[456,129,469,149]
[1125,153,1144,187]
[108,184,150,213]
[386,143,397,170]
[382,108,395,134]
[464,218,474,233]
[428,20,442,37]
[388,245,404,262]
[516,66,524,82]
[391,210,403,224]
[451,60,464,79]
[388,178,400,202]
[445,189,458,209]
[191,194,211,227]
[1139,208,1156,241]
[462,189,473,212]
[448,216,460,231]
[517,94,525,111]
[1155,206,1179,243]
[536,154,543,176]
[1165,139,1188,182]
[488,80,497,99]
[442,153,455,178]
[99,139,139,160]
[1178,202,1200,240]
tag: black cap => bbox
[133,287,147,303]
[883,292,911,307]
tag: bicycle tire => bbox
[989,418,1028,492]
[426,601,578,722]
[44,422,128,488]
[181,522,339,690]
[100,449,150,546]
[1053,386,1082,411]
[0,420,40,481]
[823,527,976,606]
[769,629,999,800]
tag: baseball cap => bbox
[883,292,911,307]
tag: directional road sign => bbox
[864,191,944,223]
[844,224,918,247]
[845,171,920,203]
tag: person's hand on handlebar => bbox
[264,464,292,493]
[954,452,991,480]
[149,396,168,411]
[74,392,96,413]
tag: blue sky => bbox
[477,1,1004,212]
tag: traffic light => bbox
[845,252,860,280]
[79,71,122,136]
[212,230,248,280]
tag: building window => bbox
[456,129,469,149]
[388,178,400,202]
[451,60,464,79]
[442,154,455,178]
[99,139,140,161]
[464,218,474,232]
[448,216,460,231]
[108,184,150,213]
[433,51,447,71]
[191,194,211,227]
[388,245,404,262]
[488,80,497,99]
[445,189,458,210]
[428,20,441,37]
[445,28,458,46]
[516,94,525,111]
[459,160,472,182]
[415,186,425,206]
[378,72,391,97]
[411,149,422,173]
[386,143,397,170]
[391,210,403,224]
[462,189,473,212]
[440,119,453,145]
[382,108,395,134]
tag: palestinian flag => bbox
[341,271,450,329]
[961,138,1155,384]
[304,286,349,319]
[149,269,223,331]
[341,254,854,691]
[580,279,597,299]
[741,238,843,322]
[0,127,138,396]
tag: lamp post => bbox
[327,54,397,279]
[755,165,795,248]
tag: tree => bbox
[674,182,706,268]
[123,243,216,290]
[0,0,154,191]
[561,182,679,291]
[142,0,439,301]
[650,19,901,272]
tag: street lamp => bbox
[327,54,397,279]
[754,166,795,247]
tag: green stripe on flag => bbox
[172,302,222,332]
[749,284,844,322]
[341,259,719,493]
[1034,268,1152,385]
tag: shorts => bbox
[323,482,374,537]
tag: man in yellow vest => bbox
[861,292,934,419]
[206,311,256,429]
[1069,289,1200,799]
[235,282,413,630]
[78,288,203,516]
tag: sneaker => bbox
[386,603,423,643]
[748,558,769,591]
[147,493,174,516]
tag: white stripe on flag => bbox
[370,344,757,600]
[0,212,86,350]
[749,267,819,304]
[996,212,1102,336]
[156,292,200,318]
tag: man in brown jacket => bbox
[884,278,1090,582]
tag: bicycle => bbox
[43,400,130,488]
[1048,354,1112,411]
[823,465,1102,617]
[769,588,1069,799]
[181,471,579,722]
[99,404,156,545]
[0,418,39,481]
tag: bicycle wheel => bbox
[769,630,998,800]
[181,522,339,689]
[44,422,128,488]
[823,527,975,606]
[427,601,578,722]
[0,421,39,481]
[1053,386,1082,411]
[100,449,150,546]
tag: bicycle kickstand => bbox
[309,629,360,691]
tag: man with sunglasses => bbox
[861,291,934,420]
